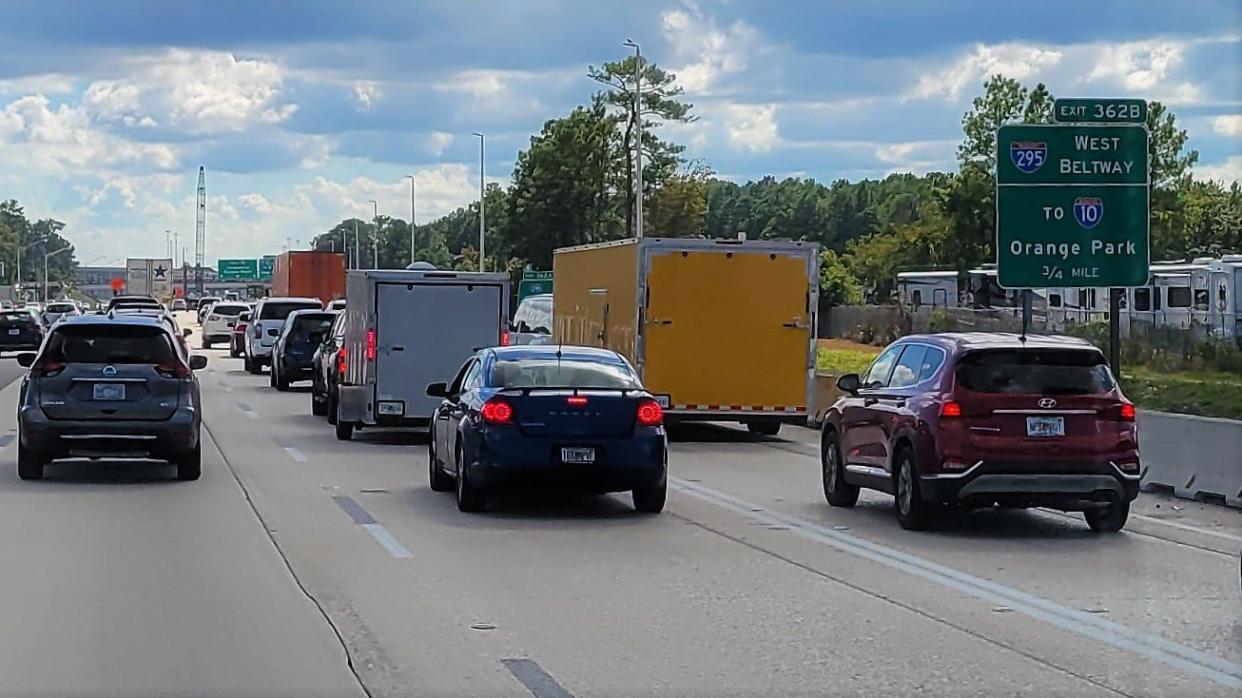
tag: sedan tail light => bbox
[636,399,664,427]
[156,361,192,379]
[480,398,514,424]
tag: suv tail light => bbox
[940,401,963,418]
[336,347,348,375]
[1115,402,1136,422]
[636,399,664,426]
[480,398,514,424]
[365,329,376,360]
[501,330,511,346]
[236,322,248,333]
[155,361,191,379]
[32,359,65,377]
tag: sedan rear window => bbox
[210,304,248,317]
[44,325,177,365]
[490,358,640,389]
[955,349,1114,396]
[289,314,336,338]
[259,302,322,320]
[46,303,77,313]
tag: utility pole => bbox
[369,200,379,269]
[195,166,206,294]
[405,174,417,263]
[624,39,644,238]
[353,219,359,269]
[472,132,485,271]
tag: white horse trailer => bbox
[896,271,959,309]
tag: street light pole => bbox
[369,199,379,269]
[44,246,71,302]
[624,38,644,238]
[353,219,359,269]
[472,132,485,271]
[405,174,417,264]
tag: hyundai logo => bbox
[1038,398,1057,409]
[102,365,118,377]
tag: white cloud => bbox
[725,104,779,152]
[82,50,296,134]
[0,94,178,173]
[295,165,477,224]
[427,131,454,157]
[1083,40,1201,102]
[1193,156,1242,184]
[352,81,380,110]
[0,73,76,96]
[910,43,1064,100]
[1212,114,1242,137]
[662,2,762,94]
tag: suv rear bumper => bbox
[920,460,1140,509]
[19,406,200,461]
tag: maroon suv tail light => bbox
[155,361,191,379]
[939,401,962,418]
[31,358,65,377]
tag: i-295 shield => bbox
[1073,197,1104,229]
[1009,141,1047,174]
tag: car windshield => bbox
[288,314,335,340]
[955,349,1115,396]
[47,303,76,313]
[260,302,321,320]
[198,298,220,309]
[43,324,177,365]
[489,357,640,389]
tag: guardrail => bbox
[1138,410,1242,509]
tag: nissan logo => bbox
[102,365,118,377]
[1038,397,1057,409]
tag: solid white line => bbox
[362,523,412,559]
[670,477,1242,690]
[1130,513,1242,543]
[283,446,307,463]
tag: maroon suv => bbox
[820,333,1140,532]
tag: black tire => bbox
[428,438,454,492]
[229,346,240,359]
[632,475,667,513]
[245,355,261,375]
[311,388,327,416]
[1084,499,1129,533]
[175,443,202,481]
[455,445,486,512]
[327,392,338,425]
[202,338,212,350]
[275,368,289,391]
[822,430,860,507]
[894,448,932,531]
[747,420,781,436]
[335,416,354,441]
[269,366,278,388]
[17,442,45,480]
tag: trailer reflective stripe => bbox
[669,404,806,413]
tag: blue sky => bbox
[0,0,1238,265]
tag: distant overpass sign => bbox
[217,259,258,281]
[996,119,1149,288]
[258,256,276,282]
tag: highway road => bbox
[0,319,1238,697]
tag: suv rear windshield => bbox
[44,325,177,365]
[210,304,248,317]
[489,358,640,389]
[955,349,1114,396]
[513,296,552,334]
[0,311,37,325]
[46,303,77,313]
[289,314,336,336]
[260,301,322,320]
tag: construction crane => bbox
[195,166,206,293]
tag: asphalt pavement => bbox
[0,316,1238,697]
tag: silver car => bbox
[508,293,553,346]
[16,314,208,481]
[244,297,323,374]
[41,301,81,327]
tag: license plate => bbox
[652,394,671,409]
[561,447,595,464]
[1026,416,1064,437]
[7,328,19,335]
[93,383,126,401]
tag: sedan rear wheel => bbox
[455,445,486,512]
[632,475,667,513]
[428,438,454,492]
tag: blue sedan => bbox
[426,345,668,513]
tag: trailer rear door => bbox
[375,281,503,419]
[643,247,812,412]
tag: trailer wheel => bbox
[747,420,781,436]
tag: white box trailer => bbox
[335,269,510,440]
[125,258,174,300]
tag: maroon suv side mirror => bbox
[836,373,861,395]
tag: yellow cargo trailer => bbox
[553,237,819,434]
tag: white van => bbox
[335,269,510,440]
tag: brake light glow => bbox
[480,398,514,424]
[636,399,664,426]
[566,395,588,406]
[337,347,347,375]
[501,331,511,346]
[32,359,65,377]
[940,401,962,418]
[1119,402,1136,421]
[365,329,376,360]
[155,361,191,379]
[236,323,247,332]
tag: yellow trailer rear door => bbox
[642,246,812,412]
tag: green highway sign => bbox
[217,259,258,281]
[522,270,553,281]
[258,255,276,281]
[996,120,1149,289]
[517,278,552,303]
[1054,98,1146,124]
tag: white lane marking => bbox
[670,477,1242,690]
[236,403,258,419]
[362,523,412,559]
[1131,513,1242,543]
[283,446,307,463]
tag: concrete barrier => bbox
[1138,410,1242,508]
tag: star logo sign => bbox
[153,265,168,279]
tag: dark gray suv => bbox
[16,314,208,481]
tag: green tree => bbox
[819,249,863,306]
[647,163,711,237]
[589,55,696,236]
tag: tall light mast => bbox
[195,166,206,293]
